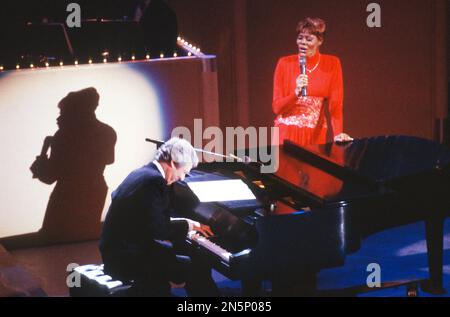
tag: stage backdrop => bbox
[0,56,219,246]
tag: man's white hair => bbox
[154,137,199,167]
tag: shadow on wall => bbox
[1,87,116,250]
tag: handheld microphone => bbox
[299,56,307,97]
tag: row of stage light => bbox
[0,37,203,72]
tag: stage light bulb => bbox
[16,65,20,69]
[146,54,150,59]
[30,64,34,68]
[0,66,4,71]
[177,36,181,41]
[131,55,136,60]
[103,58,107,63]
[45,62,49,67]
[88,59,93,64]
[117,57,122,62]
[188,52,192,56]
[74,60,79,65]
[173,53,178,57]
[160,53,164,58]
[59,61,63,66]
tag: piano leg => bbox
[422,216,446,295]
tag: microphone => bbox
[299,56,307,97]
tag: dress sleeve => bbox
[272,58,298,116]
[329,58,344,136]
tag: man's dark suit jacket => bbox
[99,162,188,283]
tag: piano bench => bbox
[68,264,133,297]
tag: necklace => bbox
[306,54,321,73]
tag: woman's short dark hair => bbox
[296,17,326,41]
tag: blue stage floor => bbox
[198,219,450,297]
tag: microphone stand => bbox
[145,138,251,163]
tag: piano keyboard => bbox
[188,231,232,263]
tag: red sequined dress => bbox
[272,52,344,146]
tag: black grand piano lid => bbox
[293,135,450,184]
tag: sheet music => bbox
[187,179,257,202]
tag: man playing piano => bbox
[99,137,219,296]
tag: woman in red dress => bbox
[272,17,352,146]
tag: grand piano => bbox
[171,135,450,296]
